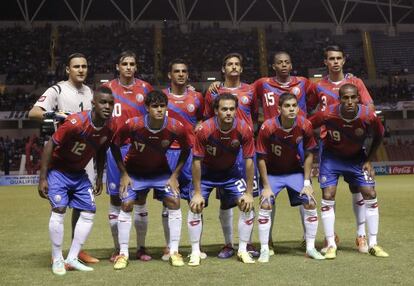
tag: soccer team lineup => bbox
[29,46,389,276]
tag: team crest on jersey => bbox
[241,96,249,104]
[99,136,108,145]
[70,118,77,124]
[355,128,364,136]
[187,104,195,112]
[109,183,116,190]
[54,194,62,203]
[161,139,171,148]
[136,93,144,103]
[296,136,303,144]
[291,86,301,96]
[231,139,240,148]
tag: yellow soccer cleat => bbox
[169,252,185,267]
[355,236,369,254]
[188,252,201,267]
[237,251,255,264]
[324,246,337,259]
[113,255,129,270]
[369,245,389,258]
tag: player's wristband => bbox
[304,180,311,187]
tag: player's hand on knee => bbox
[260,187,274,204]
[119,172,132,199]
[240,193,254,212]
[190,193,204,213]
[93,180,103,196]
[300,185,316,205]
[166,175,180,196]
[362,161,375,180]
[38,179,48,199]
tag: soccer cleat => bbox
[355,236,369,253]
[218,244,235,259]
[188,253,201,267]
[136,247,152,261]
[78,250,99,264]
[247,243,260,258]
[269,241,275,256]
[109,249,119,263]
[258,249,270,263]
[113,255,129,270]
[369,245,389,258]
[324,246,337,259]
[52,259,66,276]
[321,233,340,254]
[169,252,185,267]
[65,258,94,271]
[306,248,326,260]
[200,251,208,260]
[237,251,255,264]
[161,247,170,261]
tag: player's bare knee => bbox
[164,197,180,210]
[303,202,316,210]
[121,201,134,212]
[260,201,272,210]
[322,187,336,200]
[360,187,376,200]
[52,207,67,214]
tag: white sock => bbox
[321,199,336,247]
[299,205,306,239]
[108,204,121,250]
[238,210,255,252]
[219,208,233,246]
[118,210,132,258]
[187,210,202,254]
[161,206,170,247]
[352,192,366,237]
[134,204,148,249]
[258,209,272,251]
[67,212,95,261]
[49,212,65,261]
[168,208,182,254]
[364,198,379,247]
[303,206,318,251]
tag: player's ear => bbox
[324,58,328,67]
[221,67,225,74]
[116,64,119,72]
[277,105,281,114]
[65,65,70,75]
[168,72,172,80]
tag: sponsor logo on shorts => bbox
[54,194,62,203]
[110,183,116,190]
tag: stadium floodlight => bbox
[375,110,382,114]
[100,79,109,83]
[313,74,323,78]
[207,77,216,81]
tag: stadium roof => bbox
[2,0,414,26]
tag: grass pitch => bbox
[0,175,413,286]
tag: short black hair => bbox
[273,51,291,62]
[66,53,87,67]
[117,50,137,64]
[324,45,344,59]
[222,53,243,68]
[213,93,238,110]
[339,83,358,98]
[93,85,113,101]
[278,92,297,107]
[168,58,188,71]
[145,90,168,106]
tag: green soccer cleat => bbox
[324,246,337,259]
[113,255,129,270]
[369,245,389,258]
[65,258,94,272]
[306,248,326,260]
[52,258,66,276]
[237,251,255,264]
[258,249,270,263]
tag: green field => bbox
[0,175,413,286]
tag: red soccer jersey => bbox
[256,115,316,174]
[104,78,153,129]
[307,75,374,112]
[112,115,191,176]
[193,117,255,171]
[309,104,384,158]
[253,76,313,120]
[51,111,115,172]
[204,83,258,128]
[163,87,204,148]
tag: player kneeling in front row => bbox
[188,93,256,266]
[309,83,388,259]
[256,93,325,262]
[38,86,115,275]
[110,90,191,269]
